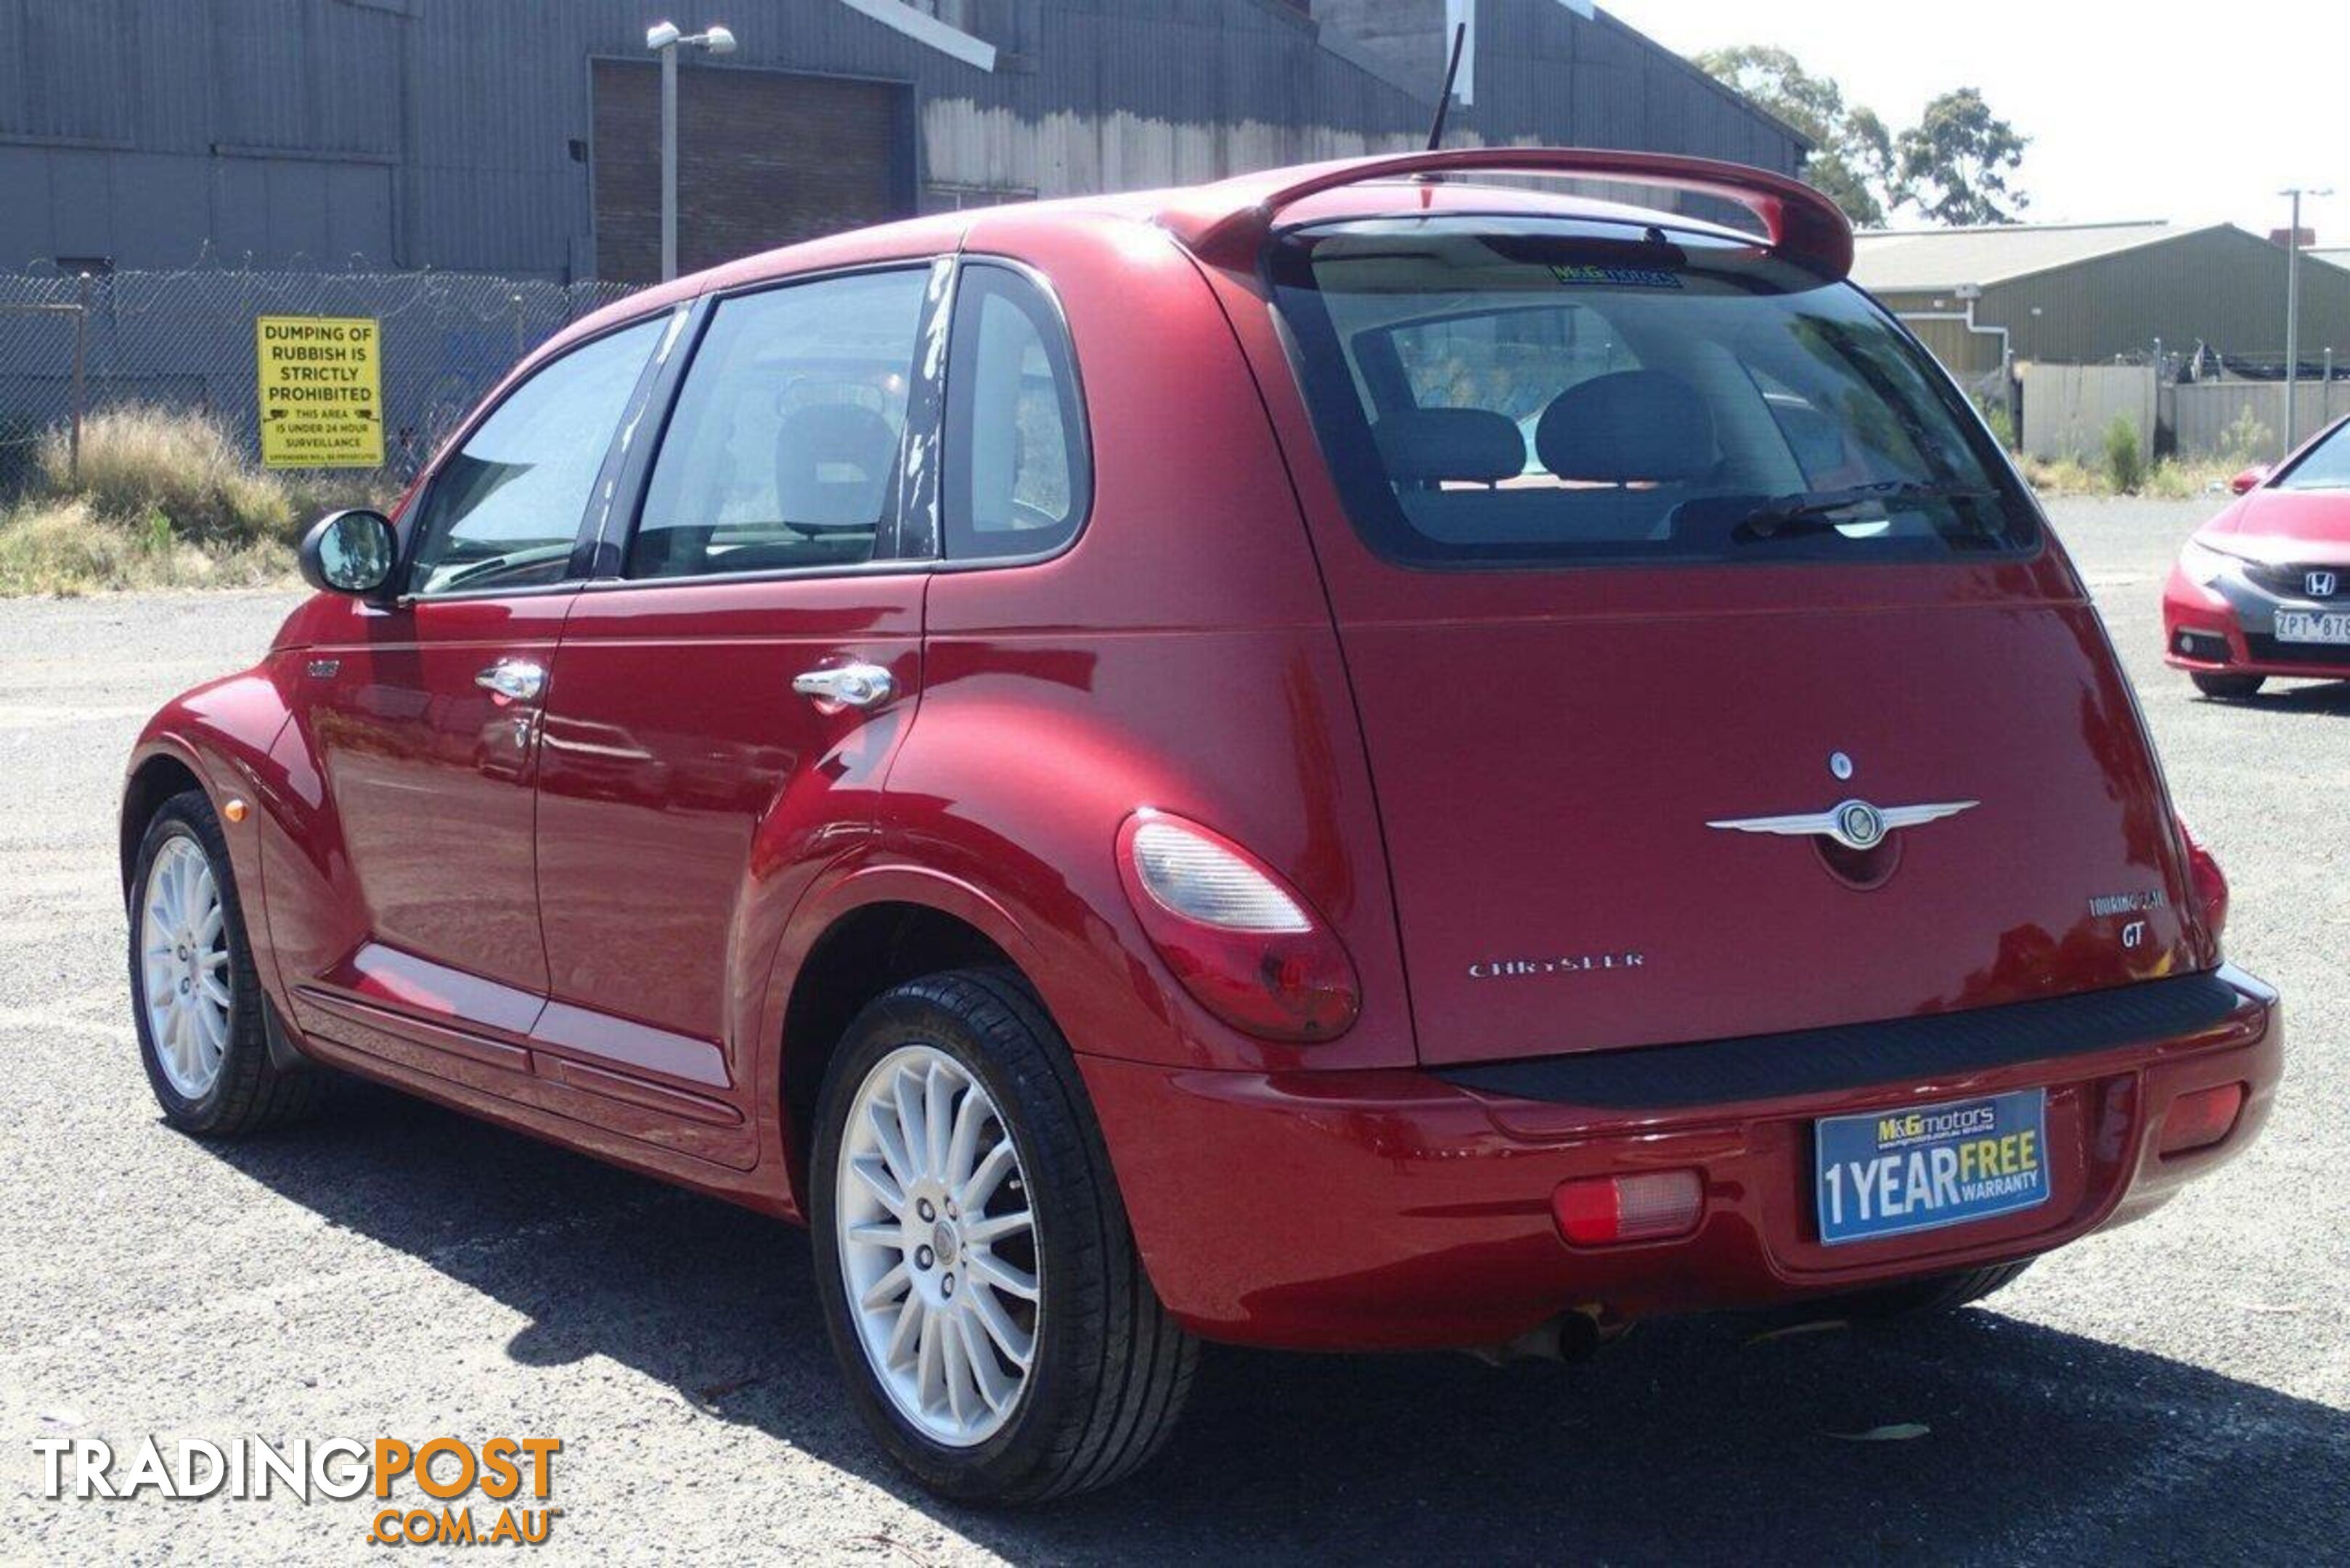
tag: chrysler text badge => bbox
[1707,796,1979,852]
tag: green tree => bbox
[1697,52,2032,229]
[1896,88,2031,226]
[1697,46,1895,227]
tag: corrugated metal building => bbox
[1853,221,2350,378]
[0,0,1805,284]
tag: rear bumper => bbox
[1080,967,2280,1350]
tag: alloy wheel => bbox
[139,833,232,1099]
[835,1043,1040,1447]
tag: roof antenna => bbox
[1425,23,1467,152]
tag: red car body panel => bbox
[531,573,929,1167]
[124,150,2281,1349]
[2208,486,2350,551]
[1189,234,2206,1063]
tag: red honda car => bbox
[123,148,2277,1503]
[2164,415,2350,695]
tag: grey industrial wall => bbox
[1313,0,1803,168]
[589,58,916,281]
[0,0,1804,282]
[1877,228,2350,372]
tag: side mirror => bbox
[2229,465,2270,496]
[298,509,399,598]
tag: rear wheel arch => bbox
[778,898,1024,1196]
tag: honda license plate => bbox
[2275,607,2350,644]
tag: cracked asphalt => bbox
[1,497,2343,1564]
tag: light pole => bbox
[2280,185,2332,454]
[646,20,736,282]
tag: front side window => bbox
[406,317,665,596]
[2275,419,2350,491]
[942,264,1088,560]
[1271,217,2038,568]
[628,269,929,579]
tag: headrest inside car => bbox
[1373,407,1526,486]
[1535,370,1718,483]
[775,401,899,528]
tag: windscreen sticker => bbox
[1549,264,1684,289]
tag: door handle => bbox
[475,659,547,705]
[791,662,895,711]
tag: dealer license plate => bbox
[1814,1089,2048,1246]
[2276,607,2350,644]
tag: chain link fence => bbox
[0,259,637,491]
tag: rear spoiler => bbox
[1158,147,1853,280]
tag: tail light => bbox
[2179,820,2230,944]
[1115,812,1359,1042]
[1552,1171,1705,1246]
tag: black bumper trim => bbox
[1432,971,2251,1110]
[2243,633,2350,669]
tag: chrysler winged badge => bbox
[1707,796,1978,851]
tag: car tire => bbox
[2190,671,2265,700]
[1829,1259,2033,1320]
[809,968,1198,1504]
[127,789,325,1138]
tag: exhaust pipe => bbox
[1466,1306,1611,1366]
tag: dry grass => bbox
[40,406,295,547]
[1,404,399,597]
[0,497,290,597]
[2020,454,2244,501]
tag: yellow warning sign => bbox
[256,315,383,468]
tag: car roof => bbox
[556,150,1835,355]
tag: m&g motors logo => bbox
[1875,1103,1998,1150]
[33,1434,563,1548]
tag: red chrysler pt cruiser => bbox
[122,149,2278,1503]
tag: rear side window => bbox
[406,317,665,596]
[629,268,929,579]
[1270,218,2038,568]
[942,264,1088,560]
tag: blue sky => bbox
[1607,0,2349,237]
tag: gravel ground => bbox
[1,498,2343,1564]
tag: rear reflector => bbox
[2158,1083,2245,1156]
[1552,1169,1704,1246]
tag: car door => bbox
[529,262,944,1161]
[270,314,674,1068]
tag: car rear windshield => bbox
[1269,216,2039,568]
